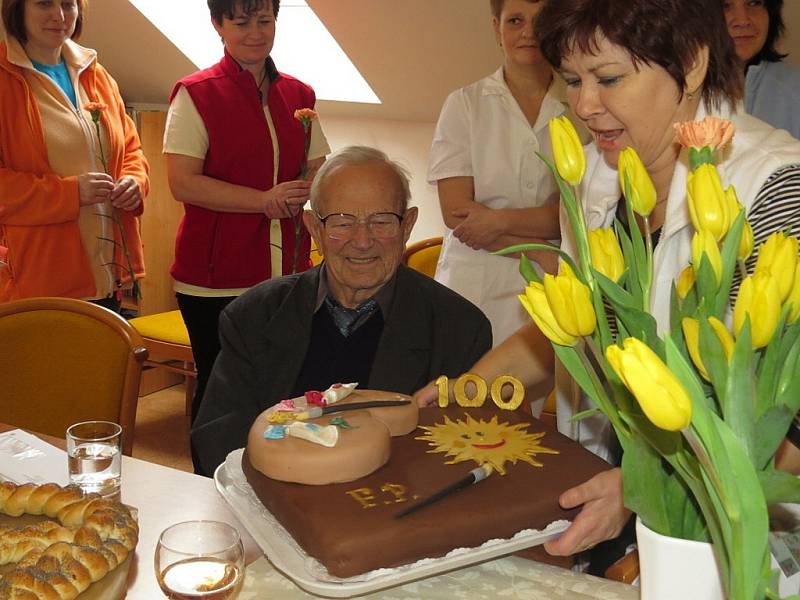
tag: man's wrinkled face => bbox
[304,162,417,308]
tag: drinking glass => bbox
[66,420,122,498]
[155,520,245,600]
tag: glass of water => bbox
[66,420,122,499]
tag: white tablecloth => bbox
[239,555,639,599]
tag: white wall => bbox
[318,115,445,245]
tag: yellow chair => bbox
[128,311,196,416]
[310,236,324,266]
[0,297,148,455]
[402,236,443,278]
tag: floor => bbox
[132,384,193,472]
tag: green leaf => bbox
[518,255,542,285]
[720,318,756,461]
[694,254,720,316]
[754,405,795,469]
[568,407,602,422]
[714,212,745,317]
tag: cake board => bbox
[215,448,570,598]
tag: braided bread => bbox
[0,482,138,600]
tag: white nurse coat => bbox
[428,67,570,347]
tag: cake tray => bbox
[215,449,570,598]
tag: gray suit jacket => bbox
[191,265,492,475]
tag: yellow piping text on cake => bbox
[346,483,411,509]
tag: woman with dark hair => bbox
[724,0,800,139]
[428,0,579,353]
[418,0,800,563]
[0,0,148,308]
[164,0,329,440]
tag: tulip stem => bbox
[643,216,653,310]
[582,337,628,435]
[737,258,748,281]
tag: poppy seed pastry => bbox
[0,482,138,599]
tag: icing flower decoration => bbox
[264,425,287,440]
[305,390,326,407]
[329,416,355,429]
[266,411,298,425]
[274,399,298,412]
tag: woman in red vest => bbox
[164,0,329,431]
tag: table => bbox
[0,424,639,599]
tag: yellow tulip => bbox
[676,265,696,299]
[754,231,798,302]
[605,338,692,431]
[588,228,625,283]
[681,317,735,381]
[518,283,577,346]
[784,258,800,323]
[691,230,722,283]
[687,164,730,242]
[733,271,781,349]
[543,269,596,337]
[549,116,586,186]
[618,147,657,217]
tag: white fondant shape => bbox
[287,422,340,447]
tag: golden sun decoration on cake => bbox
[416,414,558,475]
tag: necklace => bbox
[257,68,268,89]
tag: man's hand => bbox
[262,180,311,219]
[544,468,631,556]
[414,380,440,407]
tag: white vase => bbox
[636,517,725,600]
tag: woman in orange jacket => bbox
[0,0,149,309]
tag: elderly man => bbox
[191,146,492,476]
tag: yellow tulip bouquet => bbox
[500,115,800,600]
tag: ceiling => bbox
[79,0,502,122]
[53,0,800,124]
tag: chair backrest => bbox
[402,237,443,278]
[310,236,324,266]
[0,298,148,455]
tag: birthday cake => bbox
[243,385,610,578]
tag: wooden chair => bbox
[128,310,196,416]
[0,297,148,455]
[402,236,443,278]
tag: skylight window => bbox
[127,0,380,104]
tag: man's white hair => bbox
[310,146,411,212]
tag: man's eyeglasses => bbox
[315,212,404,240]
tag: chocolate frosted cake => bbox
[243,405,610,578]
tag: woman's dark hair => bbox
[489,0,540,19]
[746,0,787,65]
[208,0,280,23]
[2,0,86,43]
[535,0,743,109]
